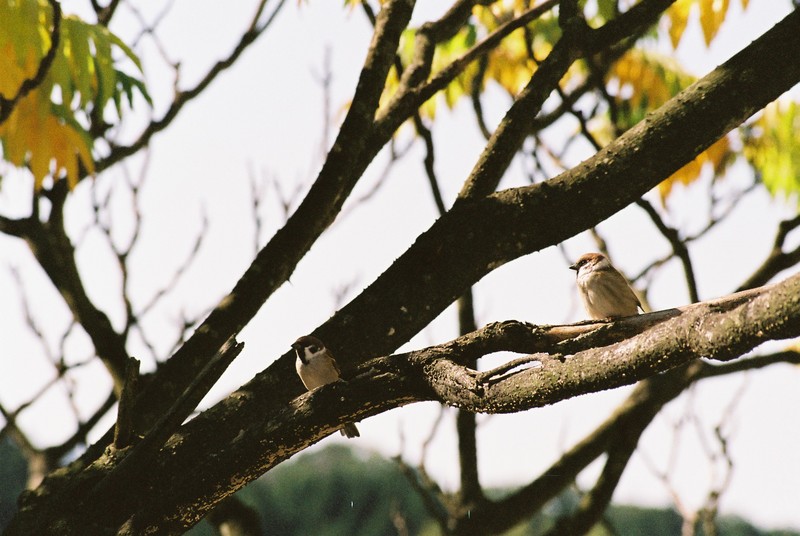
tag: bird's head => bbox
[291,335,325,364]
[569,252,609,275]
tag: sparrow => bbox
[291,335,360,438]
[569,252,641,320]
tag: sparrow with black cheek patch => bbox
[569,252,642,320]
[291,335,360,438]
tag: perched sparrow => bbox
[569,252,641,320]
[291,335,360,438]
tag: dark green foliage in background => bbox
[193,444,433,536]
[2,439,798,536]
[0,438,27,530]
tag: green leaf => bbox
[0,0,149,190]
[744,100,800,202]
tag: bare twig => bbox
[739,213,800,291]
[136,210,209,320]
[631,180,758,284]
[97,0,286,172]
[248,164,268,255]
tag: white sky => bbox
[1,0,799,531]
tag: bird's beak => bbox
[569,262,578,271]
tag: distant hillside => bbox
[2,438,797,535]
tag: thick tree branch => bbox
[10,8,800,536]
[419,275,799,413]
[83,338,243,520]
[8,4,419,528]
[22,215,129,391]
[28,274,795,536]
[119,0,415,437]
[280,7,800,380]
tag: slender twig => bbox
[96,0,123,26]
[46,391,117,460]
[739,213,800,290]
[136,210,209,319]
[97,0,285,172]
[636,198,699,303]
[632,181,758,283]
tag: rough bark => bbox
[9,272,798,536]
[5,7,800,536]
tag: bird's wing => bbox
[327,351,343,376]
[609,268,641,307]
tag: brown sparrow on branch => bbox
[570,252,642,320]
[291,335,360,438]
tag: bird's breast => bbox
[296,356,340,390]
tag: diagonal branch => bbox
[84,337,243,515]
[115,274,800,534]
[116,0,416,439]
[21,214,130,391]
[542,431,638,536]
[636,198,700,302]
[738,213,800,291]
[0,0,62,125]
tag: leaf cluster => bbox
[0,0,149,188]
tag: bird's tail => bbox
[340,423,360,438]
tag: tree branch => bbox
[111,0,416,443]
[738,213,800,291]
[0,0,62,125]
[83,338,243,518]
[96,0,285,172]
[21,214,129,391]
[418,275,799,413]
[71,275,800,534]
[636,198,700,303]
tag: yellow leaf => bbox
[666,1,692,49]
[608,50,695,129]
[0,43,28,97]
[658,136,732,202]
[0,0,50,98]
[699,0,730,46]
[743,100,800,200]
[0,89,94,190]
[1,2,146,191]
